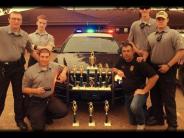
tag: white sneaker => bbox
[136,124,145,131]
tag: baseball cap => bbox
[156,11,168,19]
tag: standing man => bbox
[28,14,55,67]
[22,48,68,130]
[112,42,159,130]
[128,7,157,61]
[146,11,184,130]
[0,11,38,131]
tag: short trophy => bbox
[89,51,96,68]
[79,65,84,87]
[98,63,103,87]
[72,100,79,127]
[72,65,77,87]
[88,102,95,126]
[105,63,109,87]
[104,100,111,126]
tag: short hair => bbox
[37,15,47,21]
[9,11,22,18]
[38,48,51,56]
[121,40,133,48]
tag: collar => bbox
[35,30,48,35]
[36,63,52,73]
[155,26,170,34]
[7,25,23,36]
[140,18,152,26]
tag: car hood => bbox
[55,53,120,70]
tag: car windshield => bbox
[62,36,119,53]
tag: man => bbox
[0,11,38,131]
[146,11,184,130]
[128,7,157,61]
[22,48,68,130]
[112,42,159,130]
[28,14,55,67]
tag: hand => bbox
[178,58,184,65]
[158,64,170,73]
[117,70,126,78]
[136,56,145,63]
[134,89,146,96]
[35,87,45,95]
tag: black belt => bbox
[0,59,22,66]
[29,96,51,102]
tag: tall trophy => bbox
[104,100,111,126]
[79,65,84,87]
[105,63,109,87]
[98,63,103,87]
[72,65,77,87]
[88,102,95,126]
[72,100,79,127]
[89,51,96,68]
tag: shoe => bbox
[46,118,53,125]
[167,126,177,131]
[146,117,164,126]
[136,124,145,131]
[16,121,28,131]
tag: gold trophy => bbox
[105,63,109,87]
[98,63,103,87]
[79,65,84,87]
[72,100,79,127]
[88,102,95,126]
[89,51,96,68]
[104,100,111,126]
[72,65,77,86]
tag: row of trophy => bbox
[72,100,111,127]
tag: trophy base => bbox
[104,122,111,127]
[88,121,95,127]
[72,121,79,127]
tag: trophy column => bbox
[88,102,95,126]
[104,100,111,126]
[72,100,79,127]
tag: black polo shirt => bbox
[115,56,157,93]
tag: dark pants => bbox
[0,61,25,123]
[150,64,177,128]
[28,56,37,67]
[26,96,68,130]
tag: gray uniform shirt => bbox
[22,62,64,98]
[29,30,55,49]
[147,26,184,64]
[128,18,157,51]
[0,26,32,62]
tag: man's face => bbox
[39,52,50,66]
[37,18,47,31]
[156,17,168,29]
[8,13,22,30]
[139,8,151,18]
[122,45,134,62]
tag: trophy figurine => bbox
[104,100,111,126]
[89,51,96,68]
[98,63,103,87]
[88,102,95,126]
[72,65,77,86]
[79,65,84,87]
[72,100,79,127]
[105,63,109,87]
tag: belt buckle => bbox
[4,62,9,65]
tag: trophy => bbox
[88,102,95,126]
[72,65,77,86]
[89,51,96,68]
[105,63,109,87]
[98,63,103,87]
[104,100,111,126]
[72,100,79,127]
[79,65,84,87]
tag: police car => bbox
[53,28,124,103]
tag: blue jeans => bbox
[125,92,148,125]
